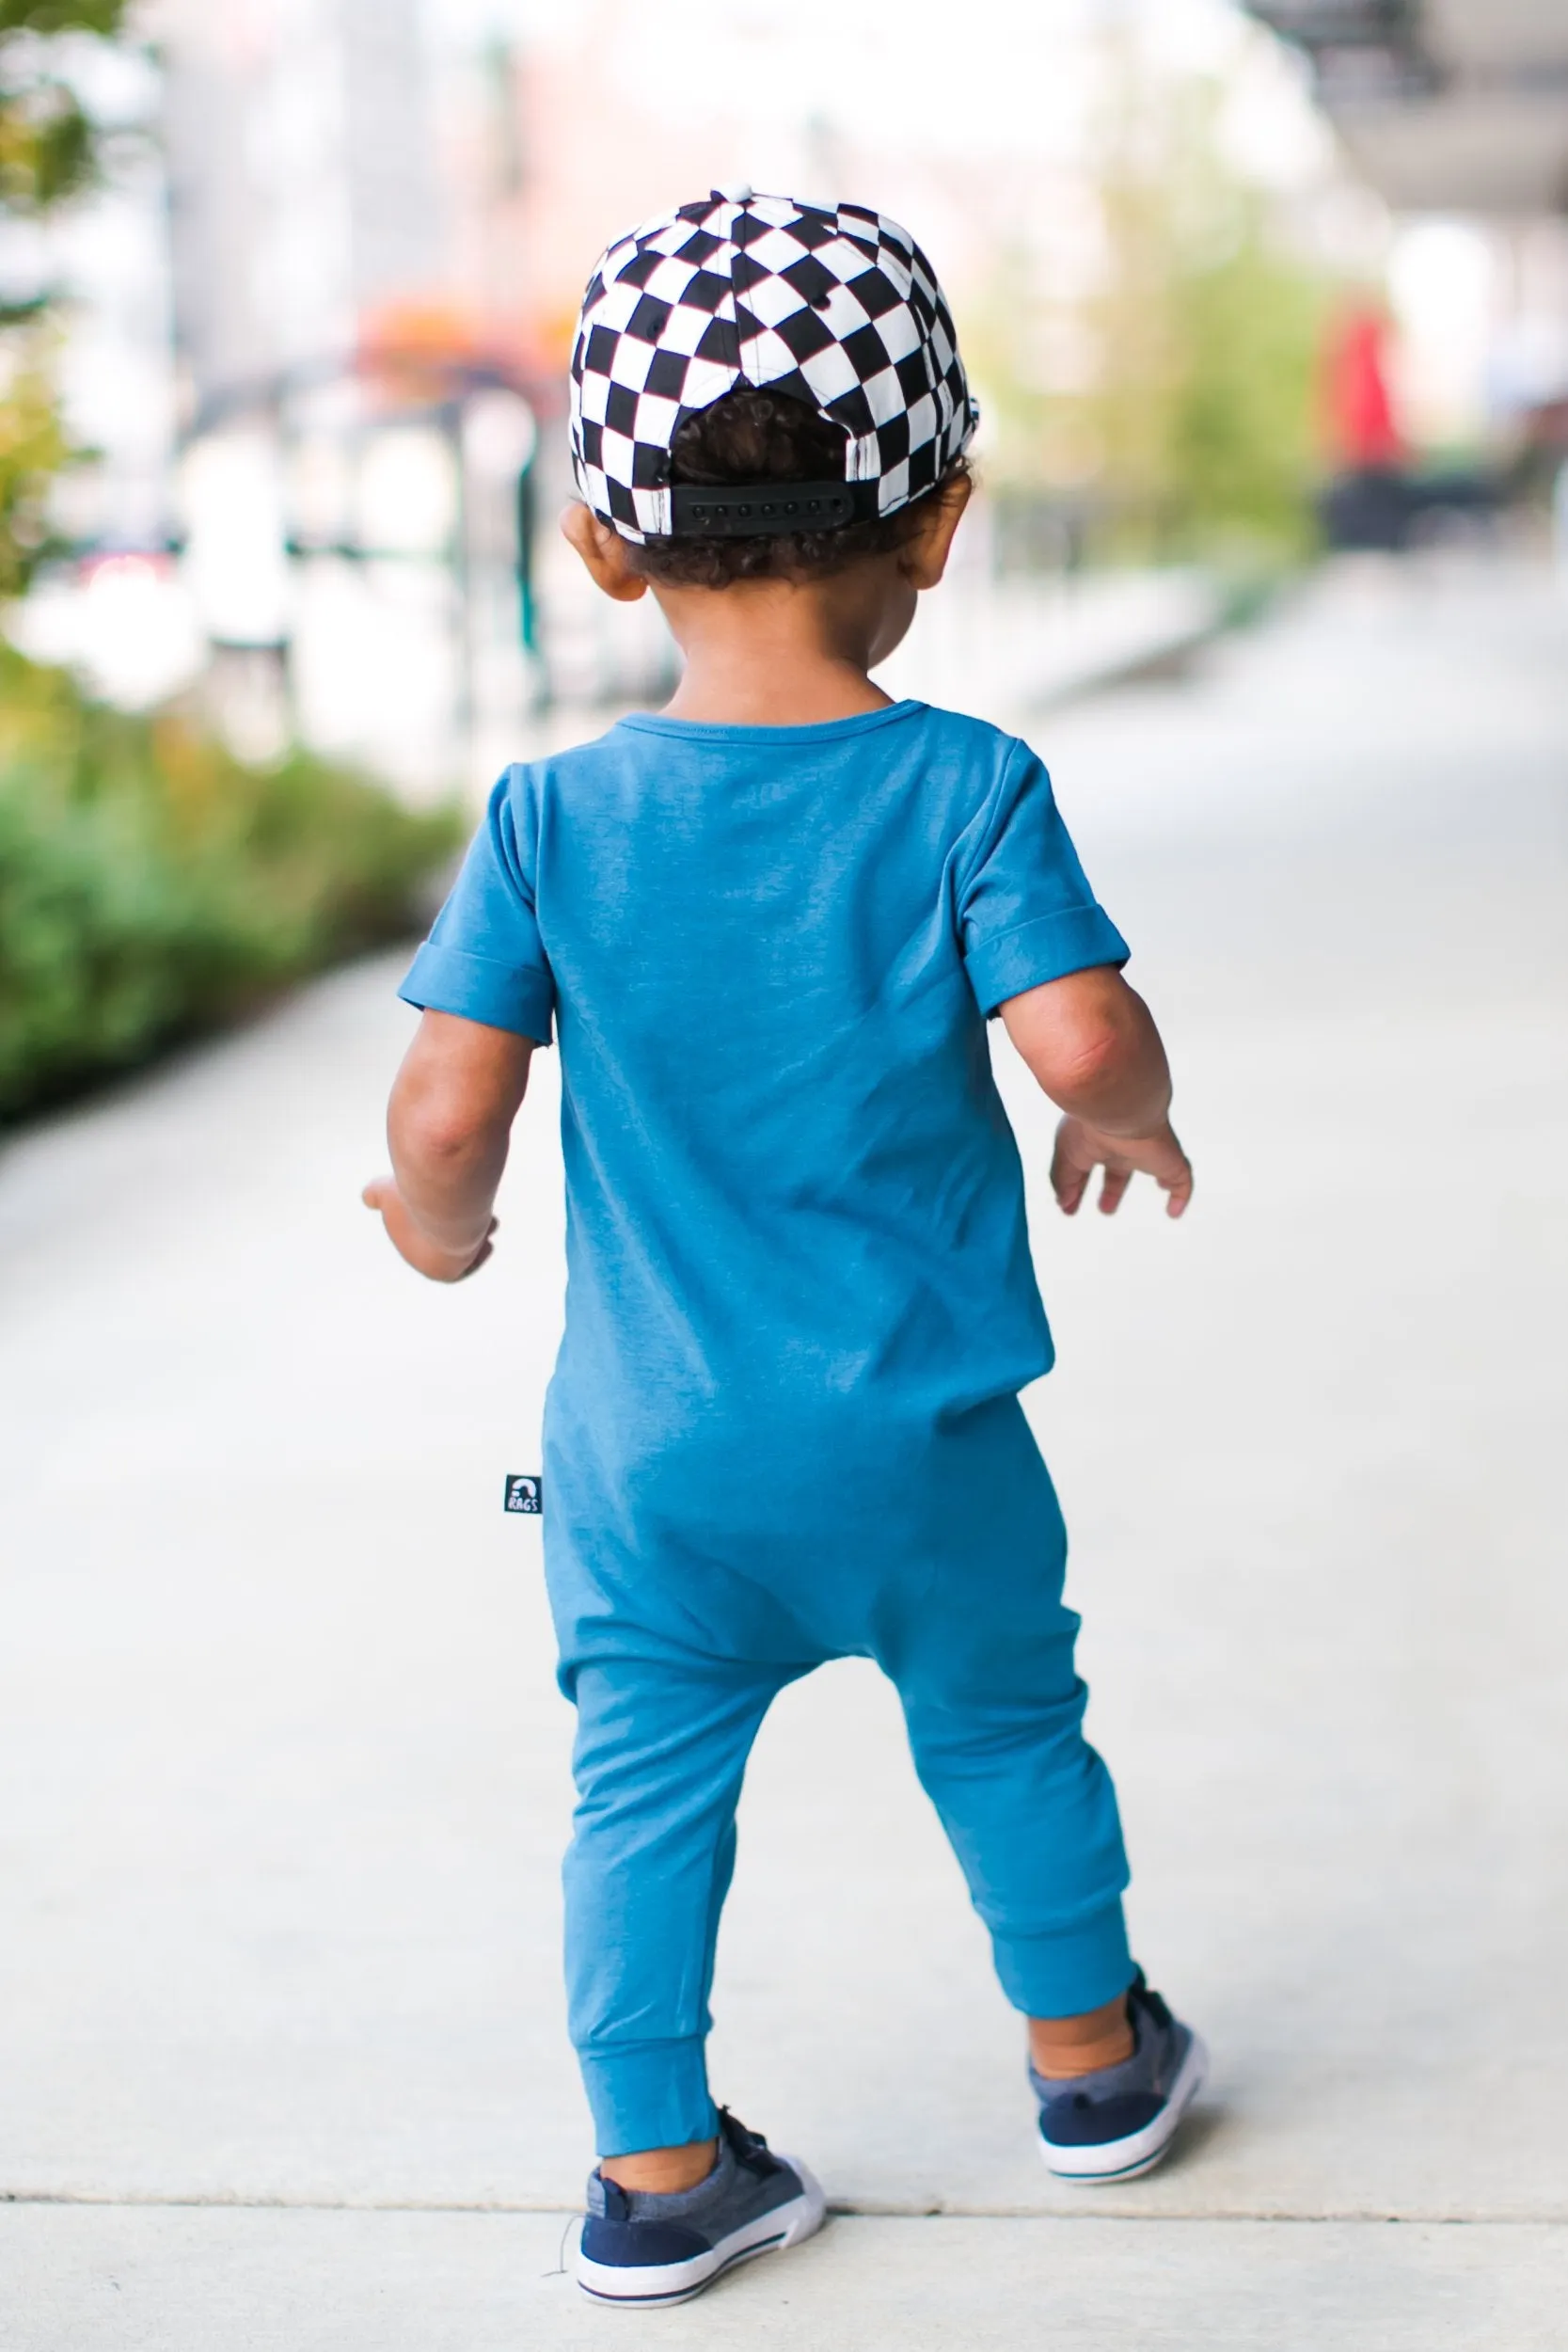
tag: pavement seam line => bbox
[3,2193,1567,2225]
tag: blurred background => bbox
[3,10,1567,2338]
[2,0,1566,1119]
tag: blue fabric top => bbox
[400,700,1128,1473]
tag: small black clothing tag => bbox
[504,1473,543,1516]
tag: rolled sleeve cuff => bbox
[398,941,555,1043]
[964,904,1130,1016]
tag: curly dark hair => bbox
[624,386,970,590]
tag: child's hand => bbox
[361,1176,497,1281]
[1051,1117,1193,1220]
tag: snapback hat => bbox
[569,185,977,543]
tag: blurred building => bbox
[161,0,442,417]
[1245,2,1568,476]
[1242,3,1568,214]
[138,0,546,793]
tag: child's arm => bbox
[362,1009,535,1280]
[1000,965,1193,1219]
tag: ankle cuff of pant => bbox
[990,1902,1133,2019]
[578,2037,718,2158]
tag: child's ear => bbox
[900,472,973,593]
[560,503,649,603]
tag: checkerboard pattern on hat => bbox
[570,190,978,542]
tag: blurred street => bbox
[2,554,1565,2346]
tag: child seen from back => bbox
[365,190,1205,2309]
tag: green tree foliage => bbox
[0,0,129,592]
[974,57,1328,561]
[0,342,69,595]
[0,0,126,215]
[0,647,462,1119]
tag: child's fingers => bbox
[1052,1162,1088,1216]
[1050,1128,1088,1215]
[1157,1124,1194,1218]
[453,1227,499,1279]
[1164,1164,1195,1217]
[1097,1165,1132,1215]
[361,1177,391,1210]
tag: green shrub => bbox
[0,646,462,1119]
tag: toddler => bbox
[365,188,1204,2308]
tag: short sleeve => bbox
[958,744,1130,1016]
[399,771,556,1043]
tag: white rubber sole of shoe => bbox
[1039,2032,1209,2183]
[575,2159,828,2309]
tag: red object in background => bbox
[354,297,562,414]
[1323,306,1402,470]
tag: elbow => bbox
[390,1083,499,1172]
[1045,1014,1169,1127]
[1053,1020,1133,1100]
[404,1110,490,1167]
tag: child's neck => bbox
[664,655,891,726]
[653,567,907,727]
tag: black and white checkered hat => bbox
[570,186,977,542]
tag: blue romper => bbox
[402,700,1134,2154]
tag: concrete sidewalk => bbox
[8,2210,1565,2349]
[2,556,1565,2344]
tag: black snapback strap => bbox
[669,480,882,538]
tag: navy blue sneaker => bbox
[575,2108,826,2308]
[1033,1970,1207,2183]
